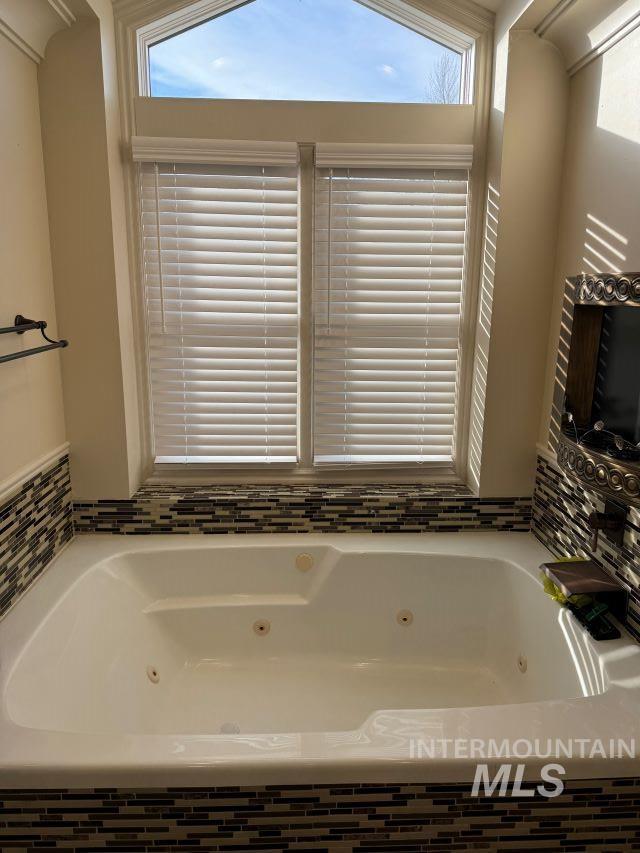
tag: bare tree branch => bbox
[425,53,460,104]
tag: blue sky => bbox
[149,0,461,102]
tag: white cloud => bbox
[379,64,396,76]
[211,56,229,69]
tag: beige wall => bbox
[0,36,66,488]
[135,97,475,144]
[89,0,144,497]
[539,24,640,450]
[470,6,569,495]
[39,11,142,500]
[2,0,636,504]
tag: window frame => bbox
[134,138,473,484]
[136,0,477,105]
[113,0,495,486]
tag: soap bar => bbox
[540,560,622,597]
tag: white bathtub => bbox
[1,532,639,787]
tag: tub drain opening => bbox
[146,665,160,683]
[397,609,413,625]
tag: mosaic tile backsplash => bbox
[2,779,640,851]
[74,485,532,534]
[0,453,530,620]
[0,452,72,620]
[532,453,640,643]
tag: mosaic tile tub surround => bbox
[2,459,639,852]
[74,485,532,534]
[2,779,640,851]
[532,452,640,642]
[0,451,73,620]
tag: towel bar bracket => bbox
[14,314,46,335]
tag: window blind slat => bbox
[313,166,469,466]
[140,161,299,464]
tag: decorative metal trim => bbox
[557,435,640,506]
[552,272,640,503]
[574,272,640,305]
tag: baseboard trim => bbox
[0,442,70,507]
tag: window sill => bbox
[144,463,468,492]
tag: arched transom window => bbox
[148,0,468,103]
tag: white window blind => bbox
[139,162,299,464]
[313,166,469,465]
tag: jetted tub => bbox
[1,532,639,786]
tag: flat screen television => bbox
[591,308,640,445]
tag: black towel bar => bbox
[0,315,68,365]
[0,318,43,335]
